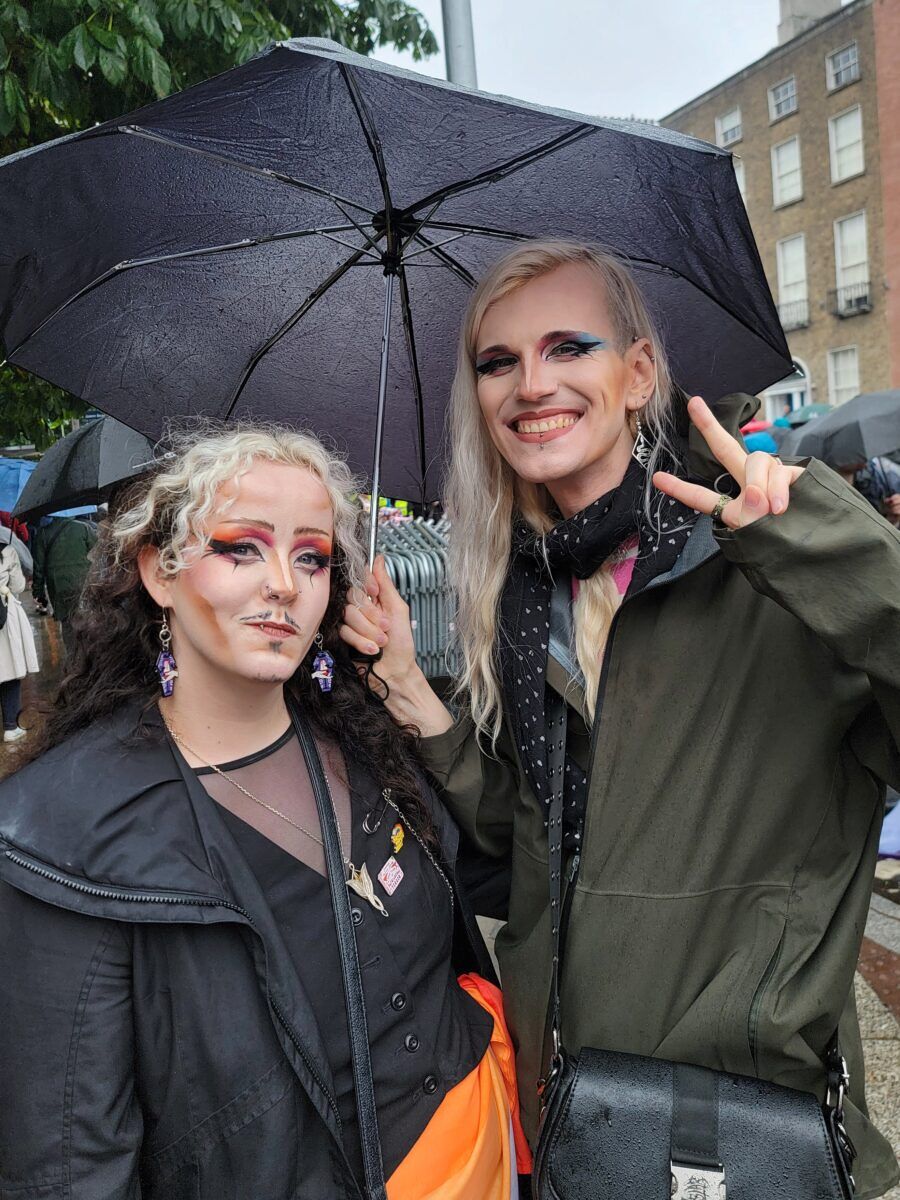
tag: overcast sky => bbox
[377,1,849,121]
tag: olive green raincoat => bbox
[419,398,900,1198]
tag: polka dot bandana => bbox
[499,457,695,850]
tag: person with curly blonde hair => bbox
[0,422,529,1200]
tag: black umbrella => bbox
[12,416,154,521]
[777,390,900,467]
[0,37,791,559]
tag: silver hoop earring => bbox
[631,412,653,469]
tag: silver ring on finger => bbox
[711,494,731,523]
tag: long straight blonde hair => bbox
[445,241,681,743]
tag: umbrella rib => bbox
[405,125,594,217]
[403,233,466,262]
[396,265,428,501]
[6,225,371,361]
[423,220,529,242]
[91,125,376,218]
[338,65,395,242]
[409,234,476,288]
[222,244,369,421]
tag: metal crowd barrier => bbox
[379,517,457,679]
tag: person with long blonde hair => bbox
[0,422,529,1200]
[342,241,900,1197]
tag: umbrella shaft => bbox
[368,271,395,566]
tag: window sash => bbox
[828,43,859,89]
[829,107,863,181]
[828,347,859,405]
[772,138,802,205]
[716,108,742,147]
[769,77,797,120]
[734,159,746,200]
[776,236,807,303]
[835,212,868,287]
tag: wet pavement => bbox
[3,595,900,1191]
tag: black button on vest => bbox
[404,1033,419,1053]
[391,992,407,1011]
[423,1075,439,1094]
[351,907,363,926]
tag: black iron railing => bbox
[778,299,809,330]
[828,282,871,317]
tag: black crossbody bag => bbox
[531,689,857,1200]
[293,708,387,1200]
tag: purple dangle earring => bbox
[311,632,334,693]
[156,609,178,697]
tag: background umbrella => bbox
[785,403,830,427]
[0,37,792,559]
[778,391,900,467]
[12,417,154,521]
[743,431,779,454]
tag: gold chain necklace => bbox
[163,718,388,918]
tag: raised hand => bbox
[653,396,805,528]
[340,555,419,686]
[340,555,454,737]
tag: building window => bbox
[827,346,859,405]
[733,158,746,201]
[771,137,802,207]
[715,107,742,147]
[831,211,870,316]
[829,106,864,182]
[769,77,798,120]
[776,234,808,330]
[827,42,859,90]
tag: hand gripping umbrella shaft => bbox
[368,271,394,567]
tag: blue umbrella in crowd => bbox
[0,38,792,558]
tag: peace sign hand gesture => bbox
[653,396,805,529]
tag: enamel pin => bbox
[378,856,404,897]
[391,822,405,854]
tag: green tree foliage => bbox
[0,0,437,445]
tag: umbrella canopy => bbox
[12,417,154,521]
[743,431,778,454]
[0,37,791,506]
[778,391,900,467]
[741,418,772,433]
[786,403,830,427]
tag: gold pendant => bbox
[347,862,389,918]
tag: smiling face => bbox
[473,262,655,516]
[141,460,335,689]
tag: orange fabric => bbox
[385,974,532,1200]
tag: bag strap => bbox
[292,707,387,1200]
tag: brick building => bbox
[661,0,900,417]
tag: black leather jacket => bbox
[0,703,494,1200]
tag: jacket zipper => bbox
[558,603,624,925]
[561,546,711,915]
[747,926,786,1075]
[4,847,343,1128]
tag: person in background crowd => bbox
[0,511,29,544]
[845,457,900,526]
[30,514,97,656]
[0,524,39,743]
